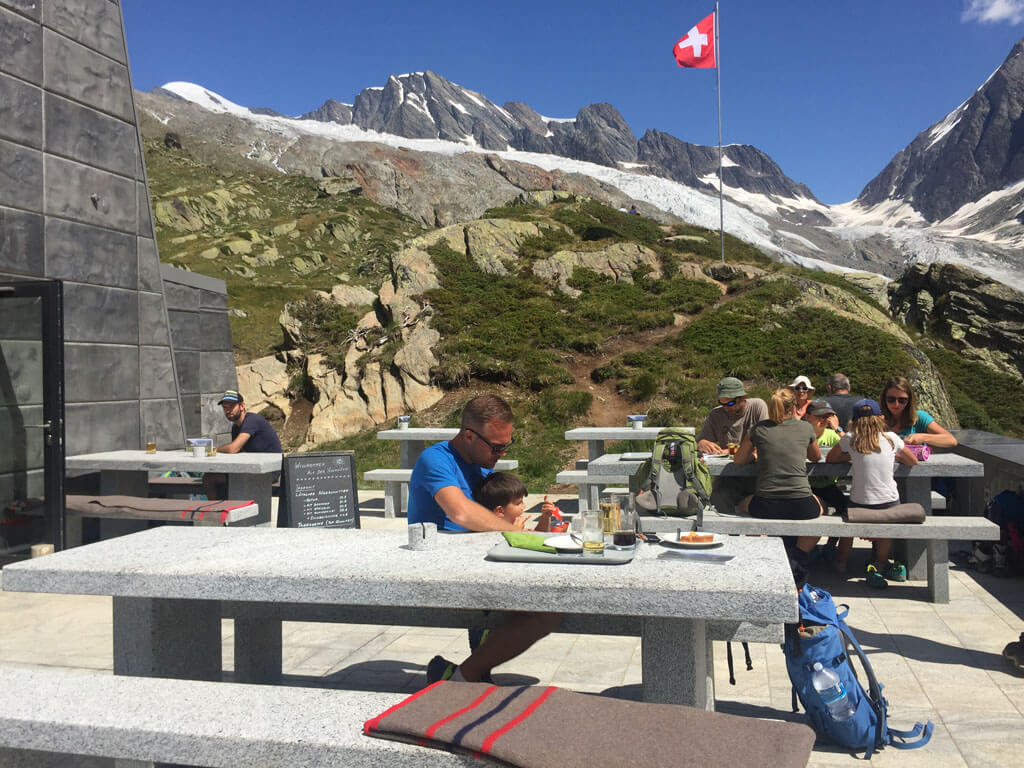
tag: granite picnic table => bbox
[1,526,796,711]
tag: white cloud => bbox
[962,0,1024,23]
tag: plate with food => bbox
[659,531,724,549]
[544,534,583,553]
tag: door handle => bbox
[24,420,55,446]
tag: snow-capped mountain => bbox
[145,55,1024,292]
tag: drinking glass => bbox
[145,428,156,454]
[581,505,605,556]
[609,493,637,549]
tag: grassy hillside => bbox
[143,137,423,361]
[144,138,1021,492]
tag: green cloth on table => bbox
[501,531,556,553]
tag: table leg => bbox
[641,617,712,710]
[399,440,427,470]
[898,477,931,580]
[226,471,272,526]
[233,611,283,684]
[99,470,151,541]
[113,596,221,681]
[926,540,950,603]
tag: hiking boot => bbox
[1003,633,1024,673]
[992,544,1010,577]
[866,564,888,589]
[884,562,907,582]
[968,542,993,573]
[426,655,495,685]
[426,655,458,684]
[468,627,491,651]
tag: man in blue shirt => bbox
[409,394,561,685]
[408,394,525,532]
[216,389,282,454]
[204,389,282,499]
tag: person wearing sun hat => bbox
[698,377,768,514]
[788,375,815,420]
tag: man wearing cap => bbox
[697,377,768,455]
[698,378,768,514]
[216,389,282,454]
[204,390,282,500]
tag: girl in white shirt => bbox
[826,399,918,587]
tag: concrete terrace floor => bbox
[1,492,1022,767]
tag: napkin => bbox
[501,532,557,553]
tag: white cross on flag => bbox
[673,12,716,68]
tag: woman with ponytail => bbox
[826,398,919,587]
[735,387,822,561]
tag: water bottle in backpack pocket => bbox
[784,584,933,758]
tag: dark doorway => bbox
[0,280,65,564]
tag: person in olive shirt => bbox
[734,387,822,559]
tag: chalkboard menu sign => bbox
[277,451,360,529]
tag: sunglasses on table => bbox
[466,427,514,454]
[886,396,909,405]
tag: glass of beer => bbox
[609,493,637,549]
[581,506,605,556]
[145,428,156,454]
[599,499,620,534]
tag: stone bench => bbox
[0,665,473,767]
[680,509,1000,603]
[365,459,518,518]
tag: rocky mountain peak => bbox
[857,36,1024,221]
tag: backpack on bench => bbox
[636,428,712,517]
[784,584,933,758]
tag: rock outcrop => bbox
[889,262,1024,380]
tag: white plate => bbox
[544,534,582,553]
[659,533,724,549]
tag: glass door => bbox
[0,280,65,563]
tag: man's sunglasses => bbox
[791,385,811,392]
[719,398,741,407]
[885,396,909,405]
[466,427,514,454]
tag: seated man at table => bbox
[409,394,562,685]
[204,389,282,499]
[697,377,768,514]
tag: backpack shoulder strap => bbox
[838,623,932,751]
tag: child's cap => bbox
[851,398,882,420]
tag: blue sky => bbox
[122,1,1024,205]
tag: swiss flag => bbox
[673,13,716,68]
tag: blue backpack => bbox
[784,584,933,758]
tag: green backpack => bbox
[638,428,713,517]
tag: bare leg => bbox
[871,538,892,570]
[736,495,752,515]
[795,496,824,553]
[834,537,853,571]
[459,612,562,682]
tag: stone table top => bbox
[2,527,796,625]
[376,428,458,441]
[564,427,694,441]
[65,449,282,474]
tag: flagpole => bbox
[715,1,724,264]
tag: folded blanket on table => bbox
[365,681,816,768]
